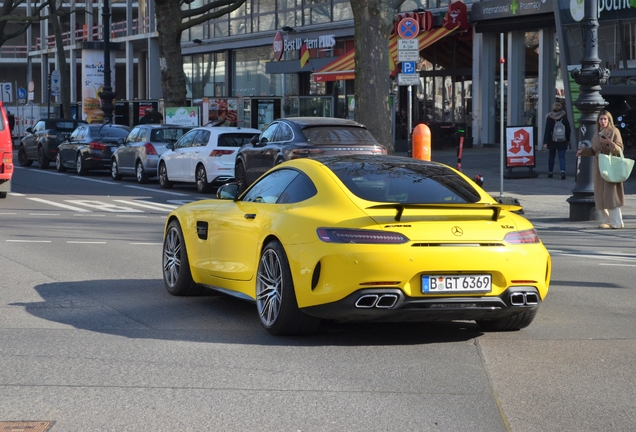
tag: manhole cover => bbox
[0,422,54,432]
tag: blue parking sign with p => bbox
[402,62,416,74]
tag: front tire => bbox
[38,147,50,169]
[136,161,149,184]
[76,153,88,175]
[235,160,247,194]
[111,158,122,180]
[17,146,32,167]
[55,153,66,172]
[162,220,203,296]
[476,309,538,331]
[256,241,321,335]
[195,165,210,193]
[158,162,173,189]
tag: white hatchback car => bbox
[157,126,261,193]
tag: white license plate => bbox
[421,274,492,294]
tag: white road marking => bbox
[5,240,52,243]
[27,198,91,212]
[130,242,162,245]
[0,213,17,215]
[66,241,107,244]
[29,213,60,216]
[8,192,25,196]
[113,199,178,211]
[65,200,143,212]
[600,263,636,267]
[125,185,190,196]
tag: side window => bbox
[242,169,299,203]
[196,130,211,147]
[33,121,45,133]
[277,171,317,203]
[273,123,293,142]
[175,130,197,149]
[260,123,278,143]
[126,129,139,144]
[69,127,81,140]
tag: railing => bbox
[33,16,151,51]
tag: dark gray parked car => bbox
[111,124,190,183]
[56,124,131,175]
[17,119,87,169]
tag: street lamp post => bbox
[566,0,610,221]
[100,0,116,124]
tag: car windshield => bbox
[151,128,187,142]
[323,157,481,204]
[302,126,377,144]
[49,121,80,132]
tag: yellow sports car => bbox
[162,155,551,335]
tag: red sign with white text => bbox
[505,126,535,167]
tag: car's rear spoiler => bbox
[366,202,524,222]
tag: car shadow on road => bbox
[15,279,485,346]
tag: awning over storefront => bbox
[313,26,458,83]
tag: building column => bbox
[147,38,162,99]
[507,30,525,127]
[538,28,556,147]
[126,40,135,100]
[137,50,147,99]
[473,31,497,146]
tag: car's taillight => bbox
[291,148,324,159]
[1,152,13,173]
[317,228,409,244]
[144,142,157,155]
[209,149,234,157]
[89,141,108,151]
[504,229,540,244]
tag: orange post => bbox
[412,124,431,161]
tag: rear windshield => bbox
[151,128,188,142]
[302,126,377,144]
[50,121,80,132]
[218,133,259,147]
[326,158,481,204]
[90,125,131,137]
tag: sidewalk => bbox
[401,145,636,228]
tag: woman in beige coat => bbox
[578,110,625,229]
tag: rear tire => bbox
[476,309,538,331]
[55,153,66,172]
[158,162,173,189]
[136,161,149,184]
[76,153,88,175]
[17,146,32,167]
[111,158,122,180]
[38,147,50,169]
[256,240,321,335]
[162,220,204,296]
[196,165,210,193]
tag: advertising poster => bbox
[505,126,535,168]
[208,98,238,126]
[81,49,115,123]
[165,107,199,127]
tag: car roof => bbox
[191,126,261,134]
[137,124,190,129]
[277,117,368,129]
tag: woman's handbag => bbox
[598,149,635,183]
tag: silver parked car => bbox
[111,124,191,183]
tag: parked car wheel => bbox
[235,160,247,194]
[162,220,204,296]
[256,240,321,336]
[195,165,210,193]
[158,162,173,189]
[136,161,149,184]
[38,147,50,169]
[55,153,66,172]
[76,153,88,176]
[17,146,32,167]
[111,158,122,180]
[476,309,537,331]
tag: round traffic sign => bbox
[28,80,35,92]
[398,17,419,39]
[17,87,27,99]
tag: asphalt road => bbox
[1,160,635,431]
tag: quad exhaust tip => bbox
[510,291,539,306]
[355,294,398,309]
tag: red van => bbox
[0,101,14,198]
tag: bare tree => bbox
[350,0,405,154]
[154,0,246,107]
[0,1,50,48]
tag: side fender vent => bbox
[196,221,208,240]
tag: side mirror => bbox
[216,182,239,200]
[26,127,33,134]
[251,135,259,145]
[118,138,125,145]
[166,142,174,150]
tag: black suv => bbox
[17,119,87,169]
